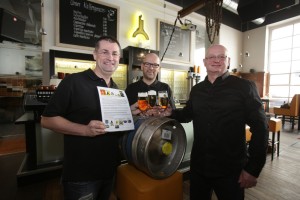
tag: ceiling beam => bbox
[177,0,206,18]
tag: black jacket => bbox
[173,71,269,178]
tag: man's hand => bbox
[86,120,106,137]
[238,170,258,188]
[130,102,141,115]
[130,102,172,117]
[156,105,172,117]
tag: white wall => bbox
[219,24,243,72]
[241,26,267,73]
[0,0,243,82]
[0,42,41,75]
[42,0,183,54]
[41,0,244,84]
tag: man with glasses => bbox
[125,53,175,116]
[41,36,122,200]
[162,44,269,200]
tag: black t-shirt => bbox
[125,78,176,109]
[43,69,122,181]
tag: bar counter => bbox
[15,93,63,185]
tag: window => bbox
[268,20,300,107]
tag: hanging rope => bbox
[161,18,178,62]
[205,0,223,44]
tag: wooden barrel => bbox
[121,117,187,179]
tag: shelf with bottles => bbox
[54,58,95,75]
[52,57,127,90]
[160,68,188,101]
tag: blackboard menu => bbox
[58,0,118,49]
[158,20,191,63]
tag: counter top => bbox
[23,93,47,111]
[15,112,35,124]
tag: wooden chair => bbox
[246,119,282,161]
[268,118,282,160]
[273,94,300,130]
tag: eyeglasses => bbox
[143,62,160,69]
[205,55,227,61]
[97,50,120,58]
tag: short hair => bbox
[95,36,121,51]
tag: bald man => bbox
[126,53,175,116]
[163,44,269,200]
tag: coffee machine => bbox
[187,66,201,95]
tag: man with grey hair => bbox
[163,44,269,200]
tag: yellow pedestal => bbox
[116,164,183,200]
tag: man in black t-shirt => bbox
[125,53,175,116]
[41,36,122,200]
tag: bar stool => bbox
[116,164,183,200]
[268,118,282,161]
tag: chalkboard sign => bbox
[158,20,191,64]
[57,0,119,50]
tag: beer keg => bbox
[121,117,187,179]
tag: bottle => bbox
[188,70,193,78]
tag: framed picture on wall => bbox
[157,19,192,64]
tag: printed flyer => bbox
[97,86,134,132]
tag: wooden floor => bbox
[0,135,26,156]
[1,122,300,200]
[244,125,300,200]
[183,123,300,200]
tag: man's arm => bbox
[244,81,269,177]
[41,116,106,137]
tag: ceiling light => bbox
[252,17,265,25]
